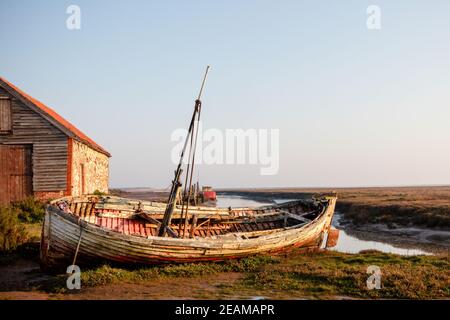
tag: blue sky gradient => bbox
[1,1,449,188]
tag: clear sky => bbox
[1,1,449,188]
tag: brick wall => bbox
[34,191,67,201]
[71,139,109,196]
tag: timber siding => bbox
[0,87,68,192]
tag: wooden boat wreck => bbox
[40,194,337,268]
[40,67,338,269]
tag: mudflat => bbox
[216,186,450,229]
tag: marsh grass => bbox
[0,206,28,252]
[0,197,45,252]
[220,187,450,228]
[240,251,449,299]
[80,255,277,286]
[12,197,46,224]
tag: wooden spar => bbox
[180,66,210,236]
[178,115,196,233]
[136,211,162,226]
[158,168,182,236]
[162,66,210,237]
[158,104,196,237]
[182,104,201,237]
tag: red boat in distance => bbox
[201,186,217,202]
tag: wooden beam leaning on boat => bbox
[135,209,179,238]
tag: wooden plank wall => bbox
[0,145,33,203]
[0,87,68,192]
[0,98,12,132]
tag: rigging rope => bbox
[178,105,197,234]
[182,101,202,236]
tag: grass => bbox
[0,206,29,251]
[239,251,449,299]
[11,197,46,224]
[37,250,449,299]
[38,255,277,292]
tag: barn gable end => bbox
[0,86,68,193]
[0,78,110,203]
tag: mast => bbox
[158,66,210,237]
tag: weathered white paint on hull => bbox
[40,195,337,268]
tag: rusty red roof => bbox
[0,77,111,157]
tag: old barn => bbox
[0,77,111,203]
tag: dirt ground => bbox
[0,258,335,300]
[0,259,245,300]
[0,253,369,300]
[0,251,240,300]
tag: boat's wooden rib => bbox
[40,193,337,269]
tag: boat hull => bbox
[40,195,337,268]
